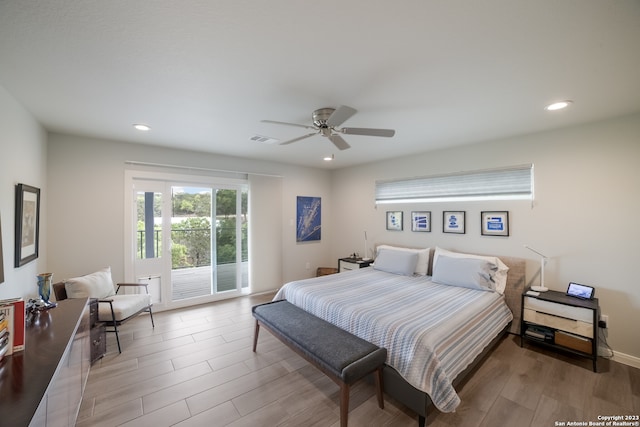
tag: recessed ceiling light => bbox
[544,101,573,111]
[133,124,151,131]
[323,154,334,161]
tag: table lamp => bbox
[362,231,371,261]
[524,245,549,292]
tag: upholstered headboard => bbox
[493,255,526,334]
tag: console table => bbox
[0,298,90,426]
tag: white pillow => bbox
[65,267,116,299]
[432,255,497,291]
[374,248,419,276]
[376,245,430,275]
[433,247,509,294]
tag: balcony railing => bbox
[137,228,247,266]
[137,229,162,259]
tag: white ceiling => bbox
[1,1,639,169]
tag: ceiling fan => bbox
[261,105,395,151]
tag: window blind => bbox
[375,164,533,204]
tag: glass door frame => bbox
[124,169,249,312]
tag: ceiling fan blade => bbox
[340,127,395,137]
[279,132,317,145]
[262,120,316,131]
[328,134,351,151]
[326,105,357,127]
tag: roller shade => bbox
[375,164,533,204]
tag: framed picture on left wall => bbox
[15,183,40,267]
[0,214,4,283]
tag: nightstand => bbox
[338,257,373,272]
[520,288,599,372]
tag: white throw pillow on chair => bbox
[65,267,116,299]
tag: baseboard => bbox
[250,288,279,296]
[611,350,640,369]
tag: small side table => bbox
[520,288,599,372]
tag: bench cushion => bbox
[253,300,387,383]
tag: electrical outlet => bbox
[305,262,310,270]
[600,314,608,328]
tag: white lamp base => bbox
[530,285,549,292]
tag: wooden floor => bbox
[77,293,640,427]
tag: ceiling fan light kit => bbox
[261,105,395,151]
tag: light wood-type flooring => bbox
[77,292,640,427]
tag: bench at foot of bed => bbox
[252,300,387,427]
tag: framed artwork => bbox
[386,211,403,231]
[443,211,465,234]
[296,196,321,242]
[15,184,41,267]
[411,211,431,232]
[481,211,509,236]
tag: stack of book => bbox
[524,324,554,342]
[0,298,26,360]
[0,311,8,361]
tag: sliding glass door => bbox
[127,174,248,310]
[170,185,214,300]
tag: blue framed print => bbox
[443,211,465,234]
[386,211,403,231]
[411,211,431,232]
[296,196,321,242]
[481,211,509,236]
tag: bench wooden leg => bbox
[340,382,349,427]
[374,367,384,409]
[252,320,260,352]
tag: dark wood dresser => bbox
[0,298,90,426]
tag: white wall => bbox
[330,112,640,362]
[0,85,48,301]
[46,133,333,294]
[7,90,639,362]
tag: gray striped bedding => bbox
[273,267,513,412]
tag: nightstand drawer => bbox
[90,323,106,364]
[338,258,372,272]
[524,296,593,323]
[523,308,593,338]
[89,298,99,327]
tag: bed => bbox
[273,246,526,426]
